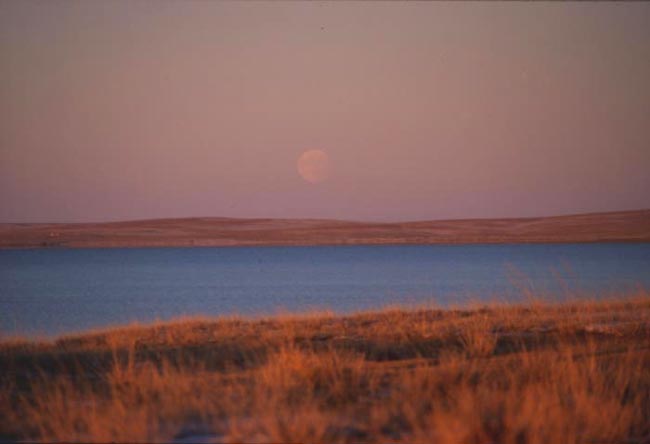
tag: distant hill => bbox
[1,209,649,248]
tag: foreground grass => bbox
[1,295,649,443]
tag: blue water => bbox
[1,244,649,337]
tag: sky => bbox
[1,1,649,223]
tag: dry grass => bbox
[2,209,649,248]
[1,294,649,443]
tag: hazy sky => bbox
[2,1,649,222]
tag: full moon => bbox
[297,149,329,184]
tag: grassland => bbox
[1,209,649,248]
[1,294,649,443]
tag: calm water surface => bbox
[1,244,649,337]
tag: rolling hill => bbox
[1,209,649,249]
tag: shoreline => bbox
[2,209,649,249]
[7,292,648,343]
[2,238,650,251]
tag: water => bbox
[1,243,649,337]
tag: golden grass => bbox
[1,294,649,443]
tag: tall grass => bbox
[1,294,649,443]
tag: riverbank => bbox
[1,209,649,248]
[1,294,649,443]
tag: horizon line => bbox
[2,208,649,226]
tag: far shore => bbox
[1,209,649,249]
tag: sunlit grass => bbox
[1,292,649,443]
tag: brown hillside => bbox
[1,209,649,248]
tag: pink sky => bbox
[1,1,649,222]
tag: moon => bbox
[297,149,329,183]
